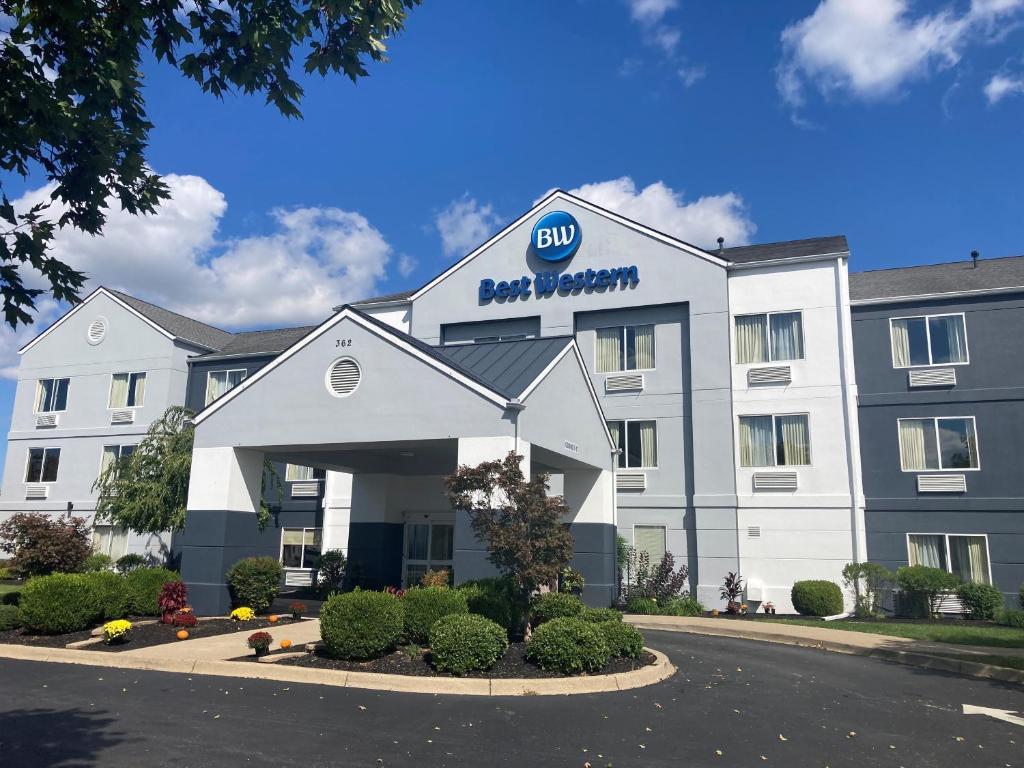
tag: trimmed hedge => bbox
[0,604,21,630]
[83,571,130,620]
[1002,609,1024,629]
[956,582,1004,621]
[896,565,961,617]
[2,588,21,606]
[530,592,584,626]
[226,557,283,614]
[125,568,179,616]
[458,577,521,632]
[598,621,644,658]
[402,587,468,644]
[791,580,844,617]
[82,553,113,572]
[525,617,610,674]
[320,590,404,659]
[429,613,508,675]
[580,607,622,623]
[19,573,102,634]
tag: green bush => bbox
[0,604,21,630]
[19,573,102,634]
[402,586,468,644]
[319,589,404,659]
[225,557,282,613]
[625,595,659,615]
[429,613,508,675]
[1019,583,1024,610]
[83,553,113,572]
[791,580,844,617]
[598,621,644,658]
[526,617,610,674]
[314,549,347,597]
[458,577,521,632]
[82,571,130,620]
[530,592,584,625]
[125,567,179,616]
[2,589,21,606]
[580,607,622,623]
[0,565,14,580]
[896,565,961,617]
[1001,609,1024,629]
[115,554,147,574]
[660,596,705,617]
[956,582,1005,621]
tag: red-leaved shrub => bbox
[0,513,92,577]
[158,581,189,623]
[171,609,197,628]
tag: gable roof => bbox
[189,326,317,361]
[850,254,1024,304]
[721,235,849,265]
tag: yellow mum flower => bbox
[230,607,255,622]
[103,619,133,643]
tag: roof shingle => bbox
[721,235,850,264]
[109,290,234,350]
[850,254,1024,302]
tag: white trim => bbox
[33,377,70,414]
[24,446,61,484]
[279,526,322,570]
[736,412,812,468]
[732,310,806,365]
[408,190,728,302]
[887,312,970,369]
[607,418,659,469]
[18,287,178,355]
[107,371,147,409]
[592,323,657,374]
[324,356,362,398]
[905,532,993,585]
[193,308,511,424]
[727,251,849,270]
[897,415,981,472]
[97,443,136,478]
[851,284,1024,306]
[204,368,249,407]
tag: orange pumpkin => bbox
[280,639,292,649]
[176,629,189,640]
[268,614,279,623]
[710,609,719,618]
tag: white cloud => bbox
[397,254,418,278]
[1,174,396,375]
[627,0,685,58]
[778,0,1024,106]
[628,0,677,26]
[984,71,1024,102]
[677,64,706,87]
[435,196,503,258]
[552,177,756,250]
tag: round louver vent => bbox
[326,357,361,397]
[87,316,108,345]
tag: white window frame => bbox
[92,524,130,560]
[594,324,657,373]
[897,416,980,472]
[607,418,659,469]
[99,444,136,476]
[737,412,812,468]
[631,524,667,566]
[108,371,147,409]
[733,310,805,364]
[24,446,61,484]
[34,377,69,414]
[402,512,455,588]
[888,312,970,369]
[204,368,248,406]
[285,464,316,482]
[905,532,993,585]
[279,527,322,570]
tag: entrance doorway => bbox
[402,512,454,587]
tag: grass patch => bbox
[0,584,20,597]
[763,617,1024,648]
[948,654,1024,671]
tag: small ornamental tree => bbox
[0,512,92,576]
[444,452,574,635]
[157,581,189,624]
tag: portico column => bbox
[179,446,266,616]
[563,468,617,607]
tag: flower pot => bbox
[291,613,301,621]
[254,647,269,658]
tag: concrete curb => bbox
[625,619,1024,685]
[0,644,676,696]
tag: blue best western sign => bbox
[479,210,639,302]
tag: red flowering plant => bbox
[158,581,189,624]
[288,601,306,620]
[384,585,405,598]
[247,631,273,655]
[171,608,197,628]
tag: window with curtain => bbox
[25,447,60,482]
[607,420,658,468]
[908,533,990,584]
[34,378,69,413]
[109,372,146,408]
[205,369,248,405]
[890,314,968,368]
[285,464,314,481]
[898,417,979,470]
[281,527,322,568]
[595,325,655,372]
[634,526,666,566]
[739,414,810,467]
[92,525,129,559]
[100,444,136,475]
[735,312,804,363]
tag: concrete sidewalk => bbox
[120,618,324,660]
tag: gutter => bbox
[726,251,850,270]
[850,284,1024,306]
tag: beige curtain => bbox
[735,315,767,364]
[633,325,655,369]
[951,535,989,584]
[778,415,810,465]
[890,319,911,367]
[596,327,622,373]
[206,372,224,405]
[286,464,314,481]
[899,419,930,470]
[110,527,129,560]
[100,445,119,474]
[739,416,774,467]
[639,420,657,467]
[908,534,944,568]
[634,526,666,564]
[109,374,129,408]
[130,373,146,406]
[607,421,623,467]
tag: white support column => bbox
[563,468,615,525]
[322,470,353,554]
[186,446,264,513]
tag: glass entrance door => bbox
[403,513,454,587]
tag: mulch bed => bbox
[0,616,306,652]
[243,642,656,679]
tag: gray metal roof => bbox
[350,289,417,306]
[850,254,1024,302]
[109,289,234,350]
[434,337,574,399]
[189,326,317,360]
[721,235,850,264]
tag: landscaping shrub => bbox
[314,549,347,597]
[319,589,404,659]
[0,512,92,576]
[83,553,113,572]
[956,582,1005,621]
[623,549,690,602]
[102,619,132,644]
[429,613,508,675]
[158,581,189,622]
[172,609,197,628]
[19,573,102,634]
[115,554,147,574]
[125,567,179,616]
[0,604,21,630]
[525,617,610,674]
[1019,583,1024,610]
[530,592,584,626]
[1001,609,1024,629]
[82,571,130,620]
[896,565,960,617]
[661,595,705,617]
[458,577,521,632]
[842,562,895,618]
[2,589,21,606]
[0,564,12,580]
[721,571,745,613]
[402,586,468,644]
[230,607,255,622]
[580,607,622,623]
[598,621,644,658]
[420,568,450,588]
[225,557,282,613]
[625,594,659,615]
[791,580,844,617]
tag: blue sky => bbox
[2,0,1023,471]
